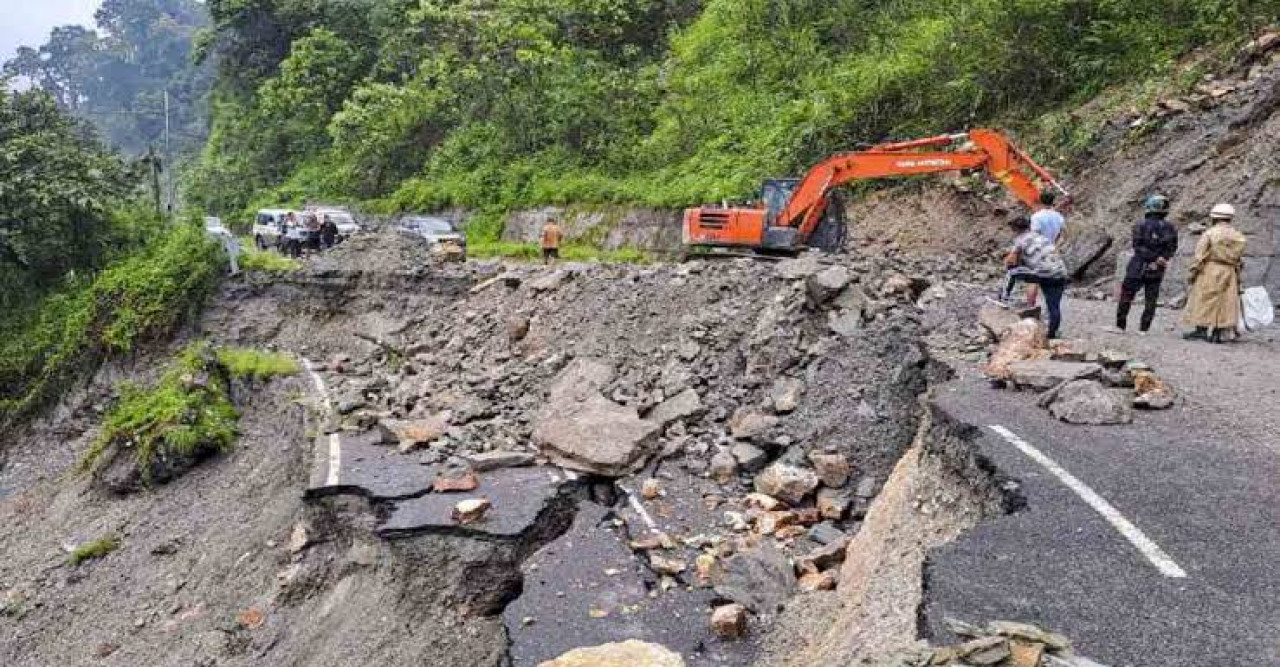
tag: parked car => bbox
[396,215,467,257]
[251,208,293,250]
[305,206,362,241]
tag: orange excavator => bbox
[682,129,1068,255]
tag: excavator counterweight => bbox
[682,129,1067,255]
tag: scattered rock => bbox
[287,523,311,554]
[648,554,687,576]
[538,640,686,667]
[709,451,739,484]
[775,256,822,280]
[452,498,491,524]
[1132,370,1175,410]
[806,266,852,306]
[853,476,878,499]
[641,478,662,500]
[729,409,778,440]
[712,542,796,613]
[816,488,852,520]
[710,603,748,639]
[797,570,836,592]
[808,452,850,488]
[754,462,819,505]
[464,450,536,472]
[528,270,570,293]
[984,319,1049,380]
[506,314,531,343]
[807,522,846,546]
[1008,361,1102,392]
[827,309,863,338]
[1047,380,1134,425]
[433,468,479,493]
[731,443,769,472]
[384,412,452,453]
[977,303,1022,339]
[648,388,704,426]
[236,607,266,630]
[770,378,805,414]
[796,538,849,574]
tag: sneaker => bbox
[1136,330,1149,337]
[1182,330,1207,341]
[1103,326,1125,334]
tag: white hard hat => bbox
[1210,203,1236,219]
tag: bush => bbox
[68,536,121,566]
[217,347,300,380]
[82,342,238,487]
[240,247,302,273]
[0,222,223,428]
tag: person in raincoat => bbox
[1183,203,1246,343]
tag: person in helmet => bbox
[1183,203,1247,343]
[1109,194,1179,334]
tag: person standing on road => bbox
[1110,194,1179,335]
[320,214,338,249]
[1183,203,1246,344]
[540,219,562,264]
[1023,189,1066,308]
[283,212,304,258]
[1001,215,1070,339]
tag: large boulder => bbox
[533,358,661,476]
[1060,228,1113,278]
[1047,380,1134,425]
[806,266,852,306]
[647,388,704,426]
[539,640,686,667]
[754,462,820,505]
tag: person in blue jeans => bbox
[1001,215,1069,339]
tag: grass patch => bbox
[217,347,300,381]
[68,535,120,566]
[82,342,239,487]
[240,247,302,273]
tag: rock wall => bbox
[499,206,684,253]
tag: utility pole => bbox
[164,88,174,219]
[146,146,162,217]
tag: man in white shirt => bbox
[1022,190,1066,307]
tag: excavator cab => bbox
[761,178,803,251]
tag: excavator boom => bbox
[682,129,1067,254]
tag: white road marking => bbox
[616,484,659,533]
[302,358,342,487]
[988,424,1188,579]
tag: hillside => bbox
[187,0,1277,231]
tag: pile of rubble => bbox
[1146,30,1279,120]
[268,239,959,652]
[887,619,1109,667]
[979,304,1175,424]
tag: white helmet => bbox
[1210,203,1236,219]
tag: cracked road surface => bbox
[924,299,1280,667]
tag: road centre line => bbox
[302,358,342,487]
[988,424,1188,579]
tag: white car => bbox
[251,208,294,250]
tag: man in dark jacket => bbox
[1111,194,1178,334]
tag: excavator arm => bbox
[781,129,1068,242]
[681,128,1067,254]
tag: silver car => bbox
[397,216,467,255]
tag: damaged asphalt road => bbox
[925,302,1280,667]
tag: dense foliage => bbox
[5,0,212,156]
[0,223,224,428]
[82,341,238,486]
[187,0,1276,221]
[0,87,135,299]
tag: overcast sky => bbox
[0,0,101,63]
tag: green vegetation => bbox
[240,247,303,273]
[5,0,211,156]
[68,535,122,566]
[0,223,224,428]
[188,0,1276,225]
[83,342,238,486]
[217,347,300,380]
